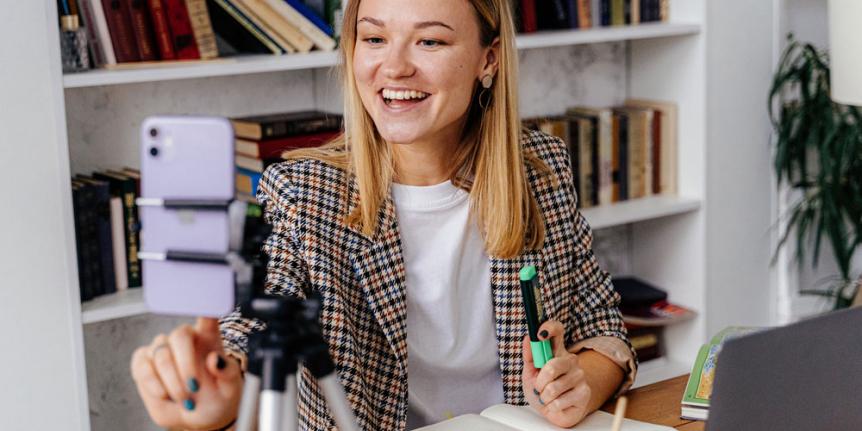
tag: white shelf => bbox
[81,288,148,324]
[63,23,700,89]
[631,357,691,389]
[581,195,701,230]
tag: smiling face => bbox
[352,0,497,147]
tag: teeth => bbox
[382,89,428,100]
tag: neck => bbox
[390,120,466,186]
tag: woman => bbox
[130,0,637,429]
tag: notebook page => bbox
[480,404,677,431]
[413,414,521,430]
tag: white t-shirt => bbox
[390,180,504,429]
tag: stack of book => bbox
[612,277,696,362]
[229,110,342,202]
[71,168,142,302]
[67,0,341,70]
[514,0,670,34]
[523,98,677,209]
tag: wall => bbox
[73,42,632,430]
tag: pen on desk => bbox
[610,396,628,431]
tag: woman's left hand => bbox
[521,320,592,428]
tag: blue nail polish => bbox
[538,397,545,405]
[184,399,195,411]
[188,378,199,393]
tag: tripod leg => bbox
[259,388,286,431]
[281,374,298,431]
[236,373,261,431]
[319,374,361,431]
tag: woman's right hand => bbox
[131,317,244,431]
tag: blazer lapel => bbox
[490,247,544,404]
[348,189,409,373]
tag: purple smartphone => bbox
[139,116,236,317]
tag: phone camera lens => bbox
[149,147,159,157]
[149,128,158,138]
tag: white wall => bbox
[0,0,88,428]
[704,0,778,334]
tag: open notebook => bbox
[416,404,675,430]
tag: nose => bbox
[380,41,415,79]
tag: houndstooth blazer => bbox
[220,129,636,430]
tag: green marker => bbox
[520,265,553,368]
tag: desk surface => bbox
[600,375,704,431]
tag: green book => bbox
[681,326,763,420]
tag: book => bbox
[147,0,177,60]
[109,196,129,291]
[79,0,117,65]
[236,167,262,196]
[225,0,298,53]
[519,0,537,33]
[284,0,334,36]
[231,110,342,140]
[127,0,158,61]
[235,154,281,173]
[613,277,696,326]
[186,0,220,59]
[681,326,764,420]
[76,176,118,296]
[536,0,569,30]
[93,171,142,288]
[613,106,653,199]
[416,403,674,430]
[262,0,337,51]
[101,0,140,62]
[625,98,678,195]
[208,0,288,55]
[71,181,103,301]
[235,130,339,158]
[239,0,314,53]
[163,0,201,59]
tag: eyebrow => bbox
[357,16,455,32]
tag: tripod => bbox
[138,198,360,431]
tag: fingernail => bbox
[184,399,195,411]
[538,397,545,405]
[533,388,540,396]
[539,330,549,339]
[217,355,227,370]
[188,378,199,393]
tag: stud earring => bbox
[481,74,493,89]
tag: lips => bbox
[379,91,430,112]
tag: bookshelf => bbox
[20,0,784,428]
[79,195,702,325]
[63,22,700,88]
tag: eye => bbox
[363,37,384,45]
[419,39,445,48]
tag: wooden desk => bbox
[600,375,704,431]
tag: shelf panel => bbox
[81,288,148,324]
[581,195,701,230]
[632,357,691,389]
[63,23,700,89]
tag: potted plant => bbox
[768,34,862,309]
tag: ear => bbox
[479,37,501,79]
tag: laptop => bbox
[707,307,862,430]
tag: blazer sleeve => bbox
[219,162,310,367]
[544,134,639,394]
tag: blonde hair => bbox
[285,0,548,258]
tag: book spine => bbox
[259,0,333,52]
[589,117,600,205]
[651,109,661,194]
[598,111,613,206]
[109,196,129,291]
[82,184,105,298]
[209,0,287,54]
[101,0,141,62]
[163,0,201,59]
[127,0,159,60]
[566,0,578,29]
[610,0,623,25]
[254,130,339,158]
[123,186,142,288]
[147,0,177,59]
[79,0,107,65]
[185,0,219,59]
[629,0,639,24]
[228,0,298,53]
[71,186,91,301]
[659,0,669,22]
[579,119,593,208]
[261,116,343,140]
[93,184,118,295]
[324,0,341,37]
[619,112,629,200]
[578,0,591,28]
[600,0,610,26]
[520,0,537,33]
[611,113,620,202]
[286,0,334,36]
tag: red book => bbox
[235,131,340,159]
[127,0,158,60]
[520,0,537,33]
[147,0,176,60]
[101,0,141,62]
[162,0,200,59]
